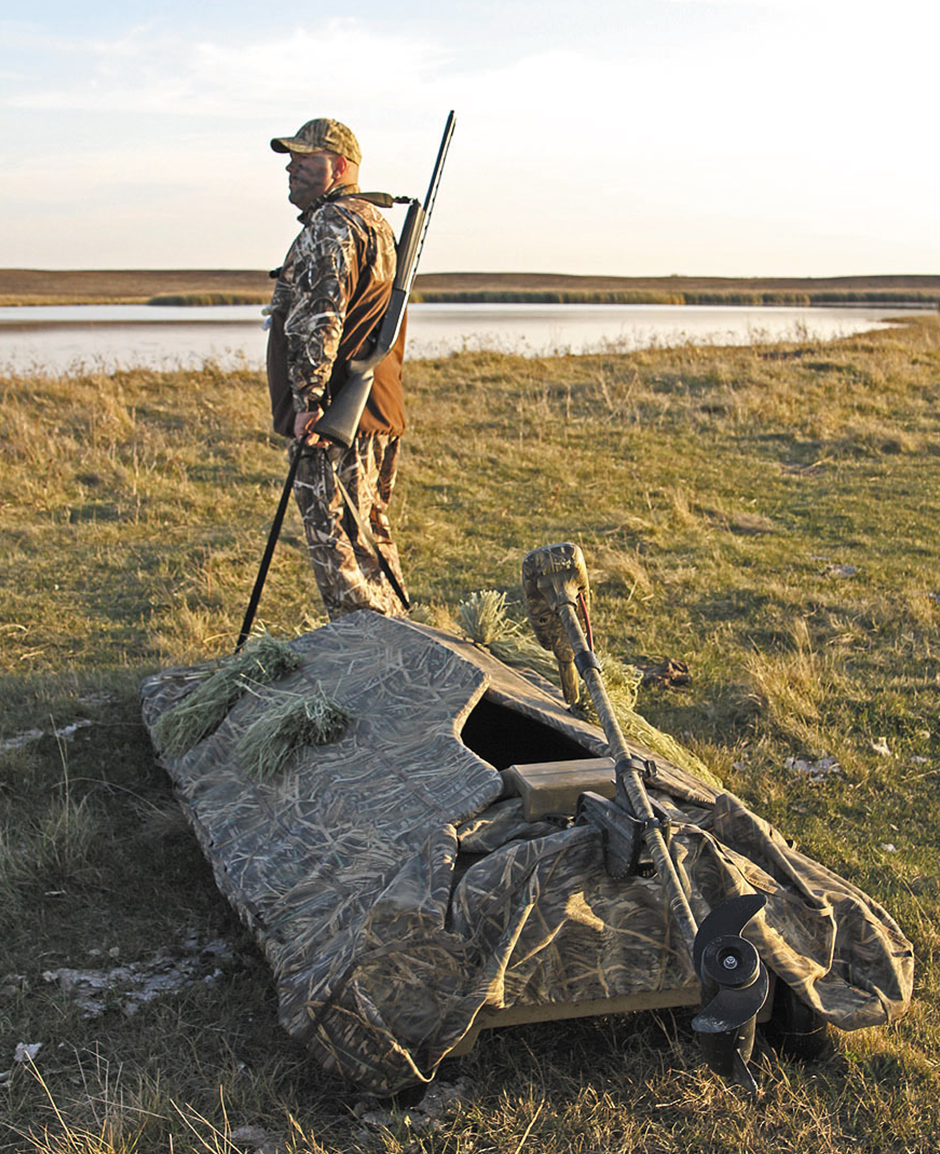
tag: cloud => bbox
[1,7,937,272]
[2,19,449,117]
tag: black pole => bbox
[235,448,301,652]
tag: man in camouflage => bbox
[265,118,408,620]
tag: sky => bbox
[1,0,938,277]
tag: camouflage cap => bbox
[271,118,362,164]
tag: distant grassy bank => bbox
[2,267,938,307]
[410,288,940,307]
[414,271,940,308]
[0,268,274,307]
[2,316,940,1152]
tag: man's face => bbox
[286,150,341,209]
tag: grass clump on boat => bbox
[153,633,301,757]
[457,590,560,681]
[237,686,352,780]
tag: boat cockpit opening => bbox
[458,694,595,771]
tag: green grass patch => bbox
[237,687,352,780]
[2,317,940,1150]
[152,633,301,756]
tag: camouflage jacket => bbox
[267,185,406,437]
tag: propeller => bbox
[691,893,769,1092]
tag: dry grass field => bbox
[1,315,940,1151]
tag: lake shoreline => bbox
[2,301,932,373]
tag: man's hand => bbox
[293,407,332,446]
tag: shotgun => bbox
[312,111,456,447]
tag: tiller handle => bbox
[522,543,770,1092]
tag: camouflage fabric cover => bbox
[140,613,913,1093]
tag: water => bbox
[0,301,929,374]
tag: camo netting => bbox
[141,612,913,1093]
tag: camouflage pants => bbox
[292,435,408,621]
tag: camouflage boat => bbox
[140,548,913,1095]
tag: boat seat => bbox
[500,756,616,820]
